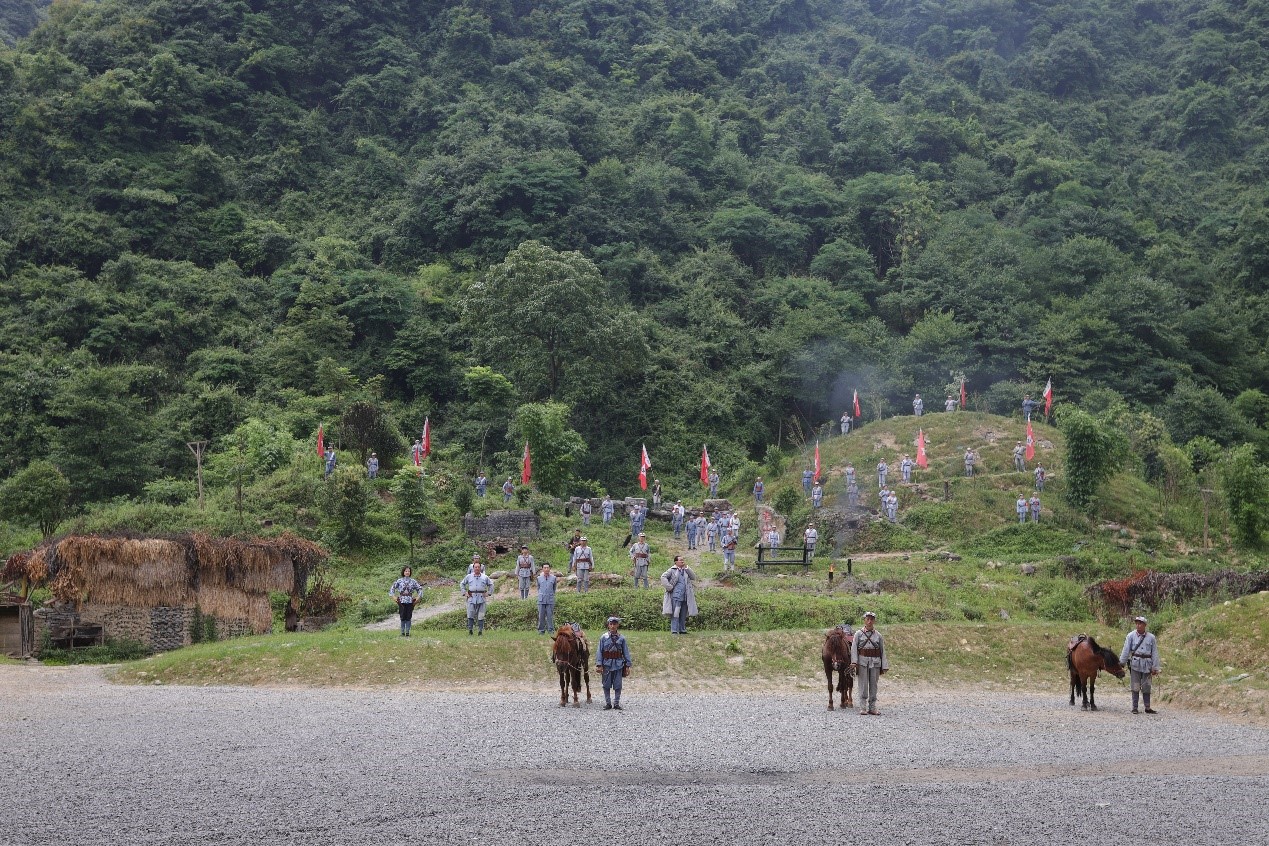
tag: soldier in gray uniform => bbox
[708,469,720,497]
[536,564,557,634]
[964,448,977,477]
[629,533,651,588]
[847,482,859,508]
[945,395,956,412]
[1034,465,1046,492]
[1029,494,1041,523]
[1120,616,1161,714]
[1013,441,1026,472]
[459,561,493,635]
[721,524,738,571]
[705,514,719,552]
[850,611,889,715]
[514,545,536,599]
[845,463,856,487]
[570,537,595,594]
[671,501,685,539]
[803,524,818,562]
[601,495,614,524]
[811,483,823,509]
[595,616,633,710]
[876,459,888,488]
[913,394,923,416]
[1016,495,1029,524]
[803,468,814,493]
[900,454,914,483]
[580,499,593,526]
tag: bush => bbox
[142,477,198,506]
[39,637,151,665]
[774,487,801,517]
[453,483,474,516]
[1032,580,1093,621]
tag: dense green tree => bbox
[0,459,69,537]
[511,401,586,497]
[1059,406,1126,513]
[1219,444,1266,547]
[461,240,631,400]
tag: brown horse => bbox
[551,624,592,707]
[1067,634,1125,711]
[822,627,855,711]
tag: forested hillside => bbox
[0,0,1266,513]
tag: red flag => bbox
[521,441,532,485]
[422,417,431,459]
[813,440,821,482]
[960,378,967,410]
[853,389,861,419]
[1043,378,1053,417]
[316,424,325,458]
[916,429,928,468]
[700,444,711,487]
[1025,420,1036,462]
[639,444,651,490]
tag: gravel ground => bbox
[2,664,1266,845]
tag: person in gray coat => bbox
[1120,616,1161,714]
[850,611,889,715]
[536,564,557,634]
[661,556,698,634]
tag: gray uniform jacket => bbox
[460,573,493,604]
[851,628,889,670]
[629,542,651,569]
[596,632,632,671]
[660,566,699,617]
[537,573,557,604]
[571,545,594,571]
[515,554,536,577]
[1120,631,1160,674]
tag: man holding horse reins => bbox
[1120,616,1161,714]
[596,616,633,710]
[850,611,889,715]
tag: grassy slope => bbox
[96,413,1267,719]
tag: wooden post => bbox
[186,440,207,510]
[1200,489,1213,549]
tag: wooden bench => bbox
[755,544,811,570]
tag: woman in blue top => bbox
[389,566,424,637]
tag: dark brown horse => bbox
[822,627,855,711]
[1067,634,1125,711]
[551,624,592,707]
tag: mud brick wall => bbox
[463,510,541,539]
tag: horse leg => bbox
[825,665,834,710]
[572,668,580,707]
[583,664,592,703]
[845,669,854,708]
[559,669,568,707]
[1089,675,1097,711]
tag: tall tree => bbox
[461,241,634,400]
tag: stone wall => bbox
[463,510,541,539]
[32,602,255,655]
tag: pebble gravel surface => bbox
[2,664,1266,845]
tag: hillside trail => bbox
[364,588,465,631]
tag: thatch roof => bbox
[6,532,327,634]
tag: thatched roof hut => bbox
[6,532,326,637]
